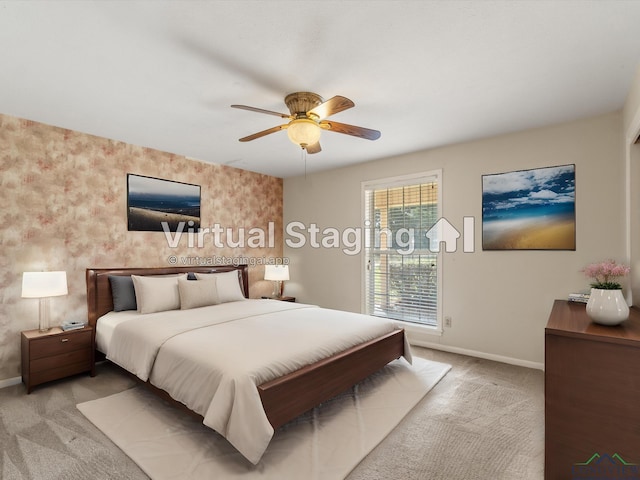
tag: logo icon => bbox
[572,453,640,479]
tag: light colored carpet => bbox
[0,347,543,479]
[346,349,545,480]
[0,364,149,480]
[77,357,450,480]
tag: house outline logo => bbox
[572,453,640,479]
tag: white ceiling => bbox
[1,1,640,178]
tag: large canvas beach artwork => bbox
[127,174,201,232]
[482,164,575,250]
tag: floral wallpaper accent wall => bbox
[0,113,283,382]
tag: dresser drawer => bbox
[30,330,92,359]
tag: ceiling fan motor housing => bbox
[285,92,323,119]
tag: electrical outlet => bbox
[445,316,452,328]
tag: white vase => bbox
[586,288,629,325]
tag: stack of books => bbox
[568,293,590,304]
[61,320,87,331]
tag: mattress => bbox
[95,310,140,354]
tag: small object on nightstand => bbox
[21,325,95,394]
[61,319,87,331]
[261,296,296,303]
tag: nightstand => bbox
[21,326,95,394]
[261,296,296,302]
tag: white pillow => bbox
[178,276,219,309]
[194,271,245,303]
[131,274,187,314]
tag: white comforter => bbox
[104,299,410,464]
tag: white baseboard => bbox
[410,339,544,371]
[0,376,22,390]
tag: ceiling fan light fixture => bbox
[287,118,321,148]
[232,92,380,153]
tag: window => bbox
[362,171,442,327]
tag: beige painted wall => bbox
[630,142,640,305]
[0,114,283,383]
[624,66,640,137]
[625,67,640,305]
[284,112,625,366]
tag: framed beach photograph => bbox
[482,164,575,250]
[127,174,201,232]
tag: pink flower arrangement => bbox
[582,260,630,290]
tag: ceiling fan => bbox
[231,92,381,154]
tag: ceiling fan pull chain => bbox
[302,147,307,179]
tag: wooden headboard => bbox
[85,265,249,328]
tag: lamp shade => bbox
[22,271,68,298]
[287,118,321,147]
[264,265,290,281]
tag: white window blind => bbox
[363,172,441,327]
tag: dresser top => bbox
[546,299,640,346]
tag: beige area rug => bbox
[77,357,450,480]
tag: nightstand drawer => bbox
[30,348,92,373]
[30,330,92,359]
[30,360,92,386]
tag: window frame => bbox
[360,170,443,332]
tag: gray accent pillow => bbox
[108,275,137,312]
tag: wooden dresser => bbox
[545,299,640,479]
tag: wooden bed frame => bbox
[86,265,405,430]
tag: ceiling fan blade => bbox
[231,105,291,119]
[239,125,287,142]
[176,34,287,95]
[308,95,354,119]
[320,120,381,140]
[305,142,322,154]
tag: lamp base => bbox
[39,297,51,332]
[271,280,284,298]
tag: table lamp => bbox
[264,265,289,298]
[22,271,68,332]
